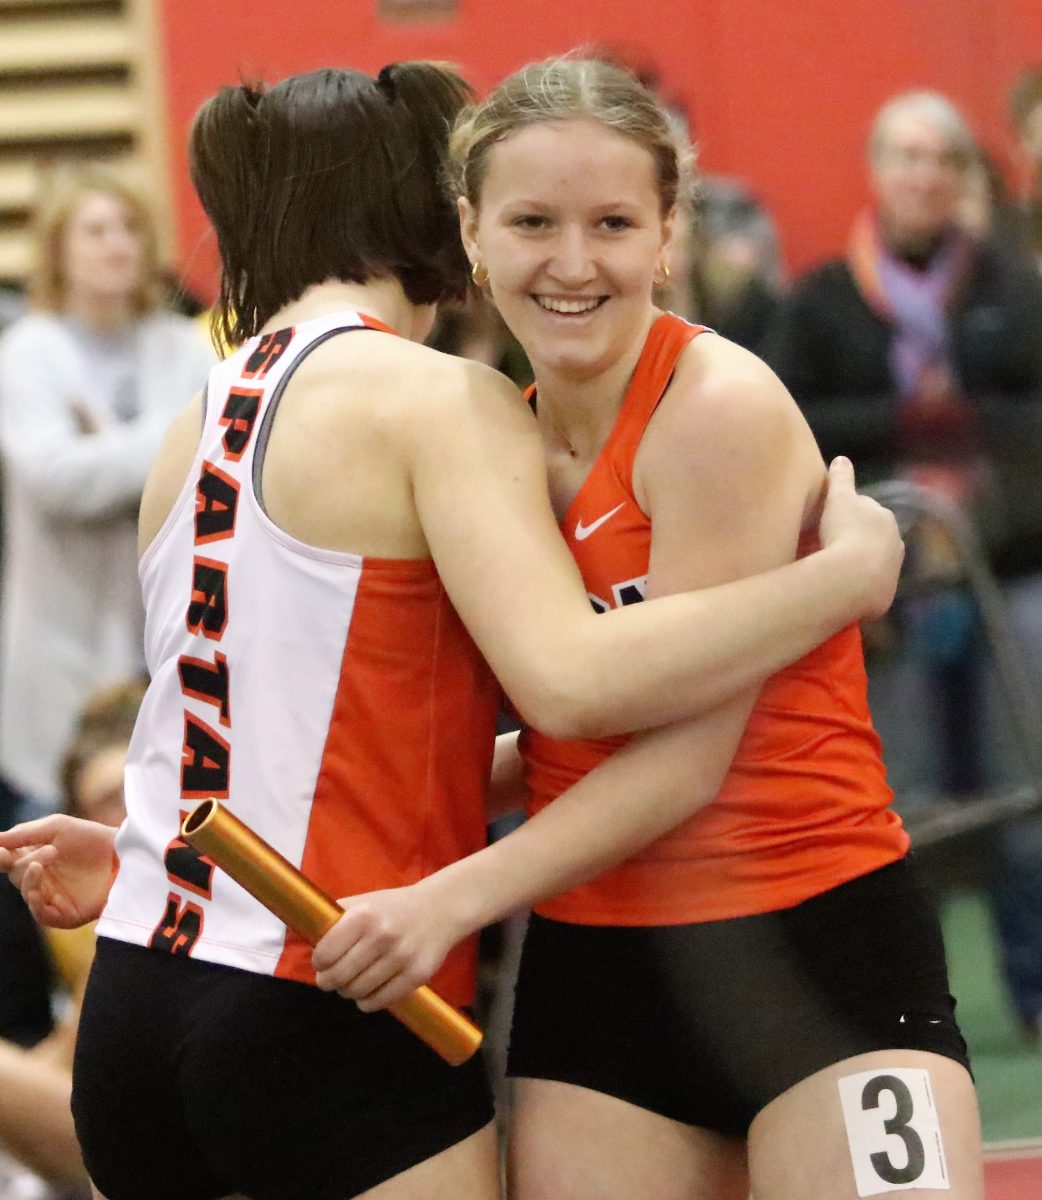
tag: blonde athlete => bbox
[312,58,983,1200]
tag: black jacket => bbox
[765,242,1042,578]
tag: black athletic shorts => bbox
[507,855,970,1137]
[73,938,493,1200]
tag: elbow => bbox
[512,669,615,741]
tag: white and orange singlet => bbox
[97,312,498,1006]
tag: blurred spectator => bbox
[766,91,1042,571]
[0,288,25,336]
[0,165,213,813]
[428,291,532,389]
[958,144,1033,264]
[0,678,142,1197]
[765,90,1042,1040]
[1009,66,1042,272]
[656,174,785,354]
[685,175,784,355]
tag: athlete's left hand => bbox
[312,880,469,1010]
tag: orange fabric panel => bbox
[522,313,908,925]
[275,558,497,1005]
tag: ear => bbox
[457,195,481,265]
[660,204,678,260]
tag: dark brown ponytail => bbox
[188,63,473,346]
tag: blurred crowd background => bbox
[1,1,1042,1194]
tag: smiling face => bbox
[459,118,673,386]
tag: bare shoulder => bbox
[666,332,806,442]
[291,331,529,437]
[641,332,822,484]
[635,331,825,534]
[393,339,531,433]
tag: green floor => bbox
[941,889,1042,1142]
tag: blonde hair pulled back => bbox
[448,55,695,216]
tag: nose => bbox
[103,223,137,254]
[547,225,596,287]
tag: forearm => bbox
[7,413,167,521]
[0,1038,87,1185]
[427,699,750,935]
[553,541,866,739]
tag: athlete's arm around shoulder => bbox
[445,339,856,926]
[405,340,870,932]
[406,343,901,741]
[312,341,901,1002]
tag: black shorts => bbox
[507,855,970,1137]
[73,939,493,1200]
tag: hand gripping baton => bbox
[181,799,483,1065]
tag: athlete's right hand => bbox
[0,815,116,928]
[818,456,905,621]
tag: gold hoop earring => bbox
[471,261,489,288]
[654,263,671,287]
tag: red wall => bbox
[156,0,1042,299]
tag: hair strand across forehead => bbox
[447,54,694,216]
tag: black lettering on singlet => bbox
[178,651,231,726]
[218,387,263,462]
[186,557,228,640]
[241,327,294,381]
[612,576,647,608]
[148,893,204,956]
[195,461,240,544]
[181,713,230,799]
[163,812,216,898]
[588,577,645,613]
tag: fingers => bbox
[341,958,405,1008]
[313,905,401,994]
[0,814,70,852]
[312,903,432,1009]
[354,974,424,1013]
[312,904,364,974]
[19,860,62,924]
[0,817,54,848]
[827,455,855,490]
[18,859,90,929]
[6,845,57,889]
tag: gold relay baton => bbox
[181,799,483,1065]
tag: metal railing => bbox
[865,479,1042,846]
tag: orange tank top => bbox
[520,313,908,925]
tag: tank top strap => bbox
[199,310,396,473]
[603,312,709,493]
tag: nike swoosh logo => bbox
[574,502,625,541]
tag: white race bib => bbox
[837,1068,949,1196]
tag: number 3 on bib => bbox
[837,1069,950,1196]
